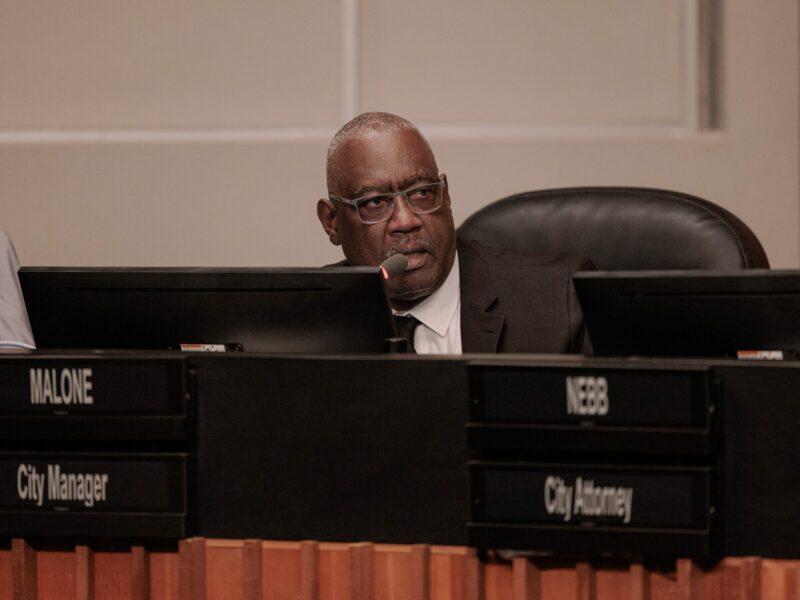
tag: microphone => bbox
[380,254,408,279]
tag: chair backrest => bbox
[457,187,769,270]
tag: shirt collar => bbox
[397,252,460,337]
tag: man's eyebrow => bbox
[350,175,439,199]
[350,184,386,198]
[351,175,438,198]
[403,174,438,187]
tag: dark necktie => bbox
[394,315,421,353]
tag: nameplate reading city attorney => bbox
[0,359,184,413]
[544,474,632,523]
[470,462,712,530]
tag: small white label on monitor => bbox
[736,350,784,361]
[179,343,228,353]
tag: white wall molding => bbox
[684,0,702,131]
[0,128,337,145]
[0,123,724,146]
[340,0,360,122]
[0,124,726,146]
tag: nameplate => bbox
[0,452,187,538]
[470,462,713,530]
[468,461,716,557]
[0,453,186,513]
[0,360,185,414]
[469,365,712,429]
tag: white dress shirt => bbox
[395,253,462,355]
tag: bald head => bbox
[326,112,435,193]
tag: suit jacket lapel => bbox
[458,239,504,352]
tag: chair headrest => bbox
[457,187,769,270]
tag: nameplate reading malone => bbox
[0,359,184,413]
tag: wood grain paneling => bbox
[11,539,37,600]
[130,546,150,600]
[0,546,13,599]
[151,550,180,600]
[5,538,800,600]
[179,538,207,600]
[75,545,94,600]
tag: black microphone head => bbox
[380,254,408,279]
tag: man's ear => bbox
[317,199,341,246]
[442,174,451,208]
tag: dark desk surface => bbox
[3,351,800,557]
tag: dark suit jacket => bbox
[457,238,591,354]
[328,238,591,354]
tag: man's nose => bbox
[387,195,422,232]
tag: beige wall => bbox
[1,0,798,267]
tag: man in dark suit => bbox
[317,112,589,354]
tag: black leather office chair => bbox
[457,187,769,270]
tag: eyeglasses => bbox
[329,175,446,224]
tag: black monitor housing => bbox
[20,267,396,353]
[574,269,800,358]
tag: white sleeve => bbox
[0,230,35,348]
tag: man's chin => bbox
[387,273,439,308]
[391,286,431,303]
